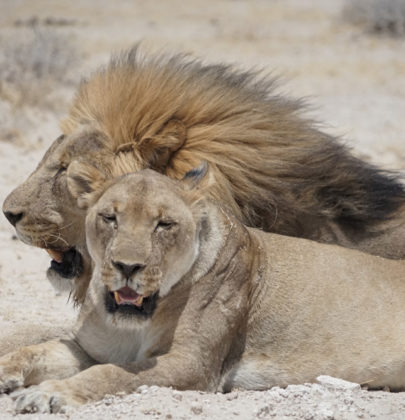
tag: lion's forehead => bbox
[60,131,108,162]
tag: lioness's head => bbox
[70,164,208,324]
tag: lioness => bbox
[3,47,405,305]
[2,165,405,414]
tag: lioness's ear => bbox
[139,119,186,171]
[67,161,107,209]
[181,161,210,190]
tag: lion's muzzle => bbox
[47,248,83,279]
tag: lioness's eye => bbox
[99,213,117,226]
[155,220,175,231]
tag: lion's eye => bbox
[55,167,67,176]
[155,220,175,231]
[52,167,67,191]
[99,213,117,227]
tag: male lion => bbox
[3,47,405,304]
[1,165,405,414]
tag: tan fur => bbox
[2,168,405,414]
[3,47,405,305]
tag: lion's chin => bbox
[46,248,83,292]
[104,287,158,319]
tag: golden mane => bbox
[61,46,405,237]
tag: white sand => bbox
[0,0,404,418]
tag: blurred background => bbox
[0,0,404,346]
[1,0,405,166]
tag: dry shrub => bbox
[0,26,78,109]
[343,0,405,36]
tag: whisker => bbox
[47,233,69,248]
[59,221,75,231]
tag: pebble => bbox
[190,402,203,415]
[172,390,183,401]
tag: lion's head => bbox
[1,130,113,299]
[71,164,208,327]
[3,47,405,304]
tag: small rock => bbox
[103,395,115,406]
[226,392,238,401]
[137,385,149,394]
[255,405,272,418]
[190,402,203,415]
[172,390,183,401]
[316,375,360,391]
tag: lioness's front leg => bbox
[0,339,94,393]
[13,274,247,413]
[12,351,218,413]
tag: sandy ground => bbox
[0,0,404,418]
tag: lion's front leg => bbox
[0,339,94,394]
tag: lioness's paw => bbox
[11,382,78,414]
[0,366,24,393]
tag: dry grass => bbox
[343,0,405,36]
[0,26,78,109]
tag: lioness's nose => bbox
[3,210,24,227]
[112,260,145,279]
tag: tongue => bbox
[114,286,144,307]
[46,249,64,263]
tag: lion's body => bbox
[3,47,405,304]
[2,169,405,413]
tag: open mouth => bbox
[105,285,158,317]
[46,247,83,279]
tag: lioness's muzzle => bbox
[105,286,158,318]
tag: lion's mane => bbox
[61,47,405,238]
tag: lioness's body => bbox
[3,47,405,305]
[77,224,405,391]
[2,169,404,413]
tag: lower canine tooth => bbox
[134,296,144,307]
[46,248,64,263]
[114,291,121,305]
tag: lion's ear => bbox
[67,161,107,209]
[181,161,210,190]
[139,119,186,171]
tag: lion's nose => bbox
[112,260,145,279]
[3,210,24,227]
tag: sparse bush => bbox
[0,26,78,109]
[343,0,405,36]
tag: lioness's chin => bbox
[46,248,83,292]
[104,287,159,319]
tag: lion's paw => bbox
[0,365,24,394]
[11,382,75,414]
